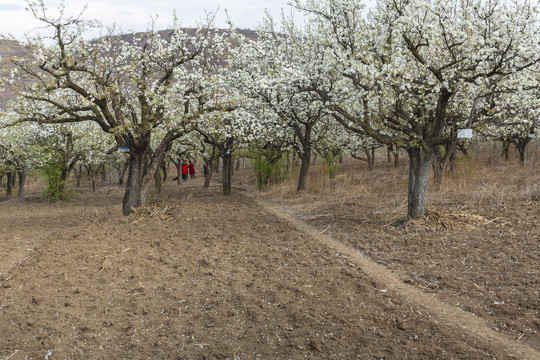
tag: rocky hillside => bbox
[0,39,31,107]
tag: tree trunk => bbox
[519,149,526,166]
[394,149,400,168]
[98,164,107,183]
[91,168,97,193]
[203,147,218,190]
[365,149,374,171]
[17,167,27,198]
[432,157,444,189]
[75,165,83,187]
[204,161,213,190]
[222,153,233,195]
[501,141,510,161]
[297,152,310,192]
[6,172,14,196]
[432,141,458,189]
[214,157,220,174]
[449,149,457,178]
[119,161,129,185]
[176,162,182,185]
[387,145,393,163]
[61,165,70,185]
[515,138,531,167]
[61,153,81,187]
[286,152,291,173]
[122,149,152,216]
[154,167,162,194]
[236,157,241,172]
[161,161,168,182]
[407,147,433,219]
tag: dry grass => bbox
[5,143,537,216]
[128,204,178,223]
[437,149,540,207]
[240,143,540,218]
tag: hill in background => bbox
[0,28,257,109]
[0,39,31,107]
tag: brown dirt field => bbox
[0,169,539,359]
[256,155,540,359]
[273,166,540,355]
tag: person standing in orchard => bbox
[188,162,196,179]
[181,163,189,182]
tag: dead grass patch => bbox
[403,210,510,231]
[128,205,178,223]
[251,146,540,219]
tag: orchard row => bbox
[1,0,538,217]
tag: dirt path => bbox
[251,194,540,360]
[0,181,537,359]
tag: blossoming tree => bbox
[233,15,336,191]
[293,0,540,218]
[10,1,233,214]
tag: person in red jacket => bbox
[181,163,188,181]
[188,162,196,179]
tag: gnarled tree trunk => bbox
[407,147,433,219]
[122,146,152,216]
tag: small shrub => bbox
[41,162,76,202]
[324,154,339,179]
[250,148,289,188]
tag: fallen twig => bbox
[130,329,139,344]
[148,325,163,333]
[2,349,19,360]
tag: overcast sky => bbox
[0,0,304,40]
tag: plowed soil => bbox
[0,176,538,359]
